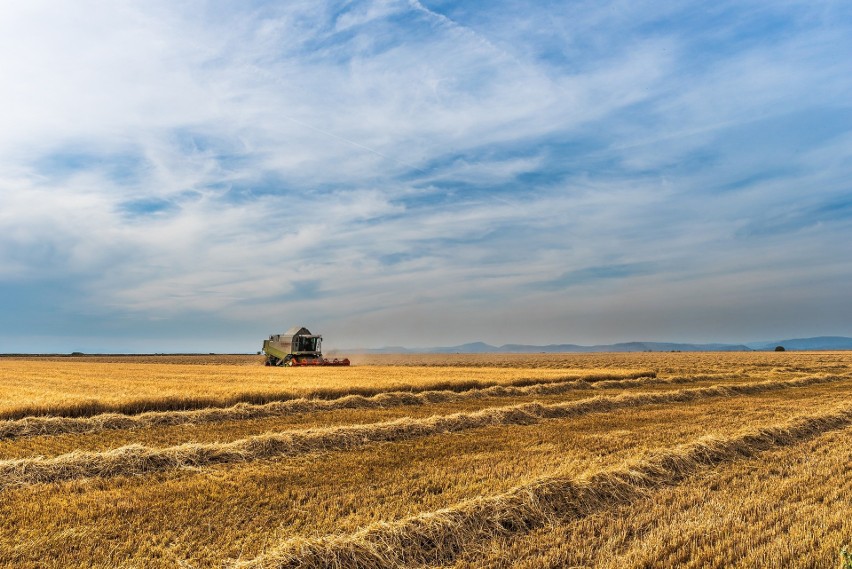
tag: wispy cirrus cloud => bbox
[1,0,851,351]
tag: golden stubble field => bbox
[0,351,850,568]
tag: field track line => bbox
[232,405,852,569]
[0,374,847,489]
[2,371,738,441]
[0,370,656,422]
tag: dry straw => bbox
[0,374,845,489]
[0,369,656,422]
[233,405,852,569]
[0,369,679,440]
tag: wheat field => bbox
[0,351,850,568]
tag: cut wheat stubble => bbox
[0,370,679,440]
[232,405,852,569]
[0,374,846,489]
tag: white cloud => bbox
[1,0,851,350]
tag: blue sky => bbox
[1,0,851,352]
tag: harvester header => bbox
[262,326,350,366]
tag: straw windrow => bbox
[1,370,715,441]
[232,405,852,569]
[0,369,656,422]
[0,374,846,489]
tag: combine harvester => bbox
[262,326,350,366]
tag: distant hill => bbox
[349,336,852,354]
[746,336,852,351]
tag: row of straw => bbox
[0,374,846,489]
[1,371,723,441]
[0,369,657,422]
[232,404,852,568]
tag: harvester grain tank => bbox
[262,326,350,366]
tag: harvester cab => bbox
[262,326,350,366]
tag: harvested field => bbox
[0,352,850,568]
[0,359,648,420]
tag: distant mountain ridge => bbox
[745,336,852,351]
[348,336,852,354]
